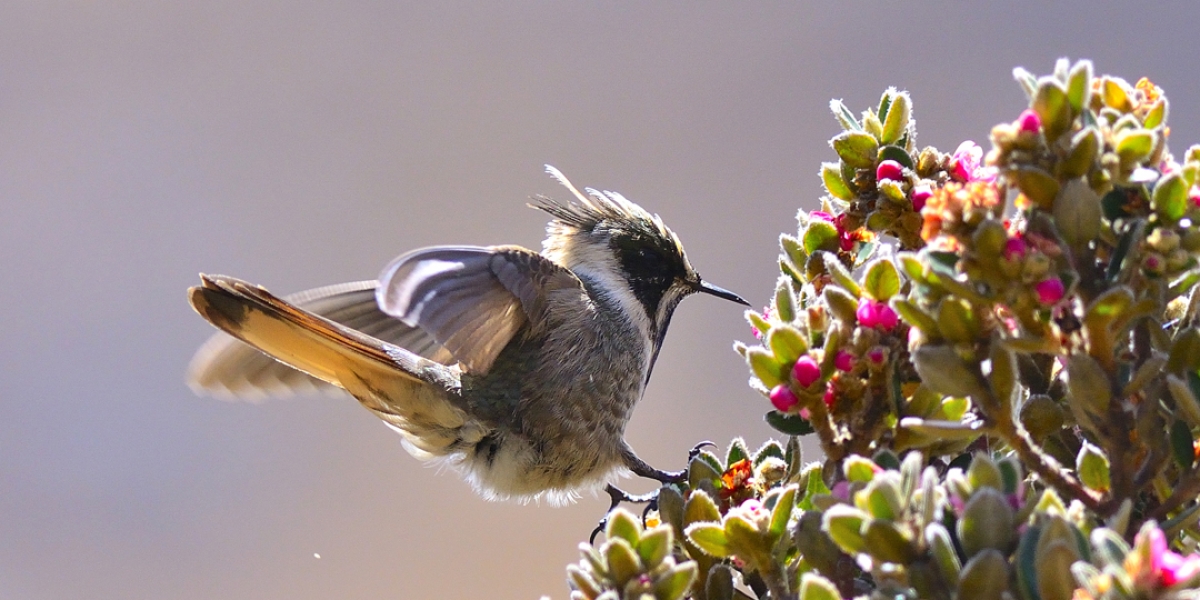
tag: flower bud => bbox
[876,159,905,183]
[1017,109,1042,134]
[793,356,822,388]
[1003,237,1028,261]
[1034,278,1066,305]
[912,184,933,212]
[769,384,799,412]
[835,350,855,372]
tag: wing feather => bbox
[376,245,581,374]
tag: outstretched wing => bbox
[188,280,450,400]
[376,245,583,374]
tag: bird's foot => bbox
[590,484,663,543]
[622,440,716,484]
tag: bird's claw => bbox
[590,484,663,544]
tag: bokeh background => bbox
[4,3,1200,599]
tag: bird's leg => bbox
[590,441,718,543]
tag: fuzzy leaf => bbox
[911,344,985,398]
[880,91,911,145]
[684,524,729,558]
[683,490,722,525]
[636,526,672,568]
[1033,77,1072,142]
[1115,129,1155,164]
[606,509,642,545]
[1076,443,1111,492]
[829,99,861,131]
[802,220,840,254]
[1168,328,1200,373]
[958,488,1014,557]
[765,410,815,436]
[798,573,841,600]
[863,258,902,301]
[862,519,917,564]
[1066,354,1111,415]
[1171,419,1195,470]
[1066,60,1093,114]
[767,325,807,367]
[1012,166,1061,210]
[821,505,869,554]
[602,538,641,586]
[831,130,879,169]
[822,252,862,297]
[1036,541,1080,600]
[821,162,855,201]
[768,485,798,539]
[1054,179,1102,247]
[653,562,697,600]
[1061,127,1100,178]
[1153,172,1189,224]
[957,549,1009,600]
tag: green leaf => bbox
[1037,541,1081,600]
[773,277,796,322]
[1012,67,1038,100]
[1115,129,1156,164]
[831,130,879,169]
[1170,419,1195,469]
[1168,328,1200,373]
[1012,166,1061,210]
[768,485,798,539]
[683,489,722,525]
[821,162,854,201]
[822,251,863,297]
[1103,77,1133,112]
[863,519,918,564]
[798,573,842,600]
[802,219,840,254]
[821,505,869,554]
[1033,77,1072,142]
[829,98,861,131]
[1061,127,1100,178]
[1066,59,1093,114]
[654,562,698,600]
[1144,98,1168,129]
[880,91,911,145]
[685,523,730,558]
[606,508,642,545]
[936,297,981,343]
[877,144,915,169]
[1054,179,1102,247]
[926,523,962,583]
[1168,374,1200,429]
[747,346,785,388]
[845,455,880,482]
[1153,172,1189,224]
[725,437,749,466]
[861,259,900,303]
[957,549,1010,600]
[1066,354,1112,416]
[602,537,642,586]
[636,526,672,568]
[911,344,985,398]
[767,325,808,369]
[958,489,1015,557]
[765,410,815,436]
[1076,442,1111,492]
[892,299,940,337]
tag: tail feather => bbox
[188,274,478,456]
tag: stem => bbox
[1147,468,1200,522]
[757,561,795,600]
[994,415,1107,513]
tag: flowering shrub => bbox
[567,59,1200,599]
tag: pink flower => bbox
[823,385,836,408]
[948,141,997,183]
[1016,109,1042,134]
[1003,237,1028,261]
[856,299,899,332]
[1144,525,1200,587]
[911,185,932,212]
[867,347,886,364]
[835,350,855,372]
[792,356,821,388]
[1033,278,1065,305]
[876,160,905,183]
[1190,186,1200,209]
[769,384,799,412]
[809,211,835,223]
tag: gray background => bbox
[4,3,1199,599]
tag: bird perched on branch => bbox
[187,166,748,504]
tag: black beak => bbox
[695,279,751,306]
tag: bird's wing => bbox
[188,280,451,400]
[376,245,583,374]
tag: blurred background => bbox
[3,2,1200,598]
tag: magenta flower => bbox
[1191,186,1200,209]
[867,347,886,365]
[1016,109,1042,134]
[911,185,932,212]
[809,211,835,223]
[876,159,905,183]
[948,141,997,183]
[822,385,836,408]
[856,299,899,332]
[1002,236,1028,261]
[1143,524,1200,587]
[752,306,771,340]
[1033,277,1065,305]
[835,350,855,372]
[769,384,799,412]
[792,355,821,388]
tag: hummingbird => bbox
[187,166,748,504]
